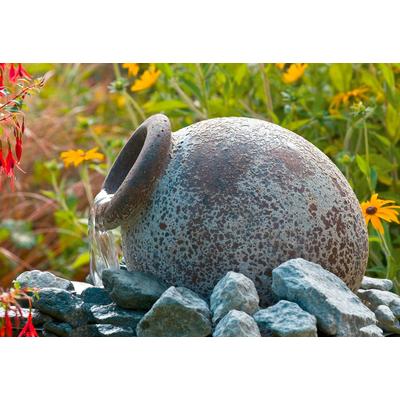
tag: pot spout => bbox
[96,114,171,230]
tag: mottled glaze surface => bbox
[112,117,368,306]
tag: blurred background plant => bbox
[1,63,399,292]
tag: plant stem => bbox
[195,63,209,118]
[259,64,274,121]
[170,78,207,120]
[80,164,93,205]
[112,63,139,127]
[363,120,373,192]
[378,231,398,290]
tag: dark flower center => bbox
[366,206,377,215]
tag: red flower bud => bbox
[15,136,22,162]
[18,312,38,337]
[5,145,15,176]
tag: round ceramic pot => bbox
[97,114,368,305]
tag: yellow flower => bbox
[275,63,285,70]
[130,64,161,92]
[360,193,400,234]
[60,147,105,168]
[282,64,308,84]
[329,87,368,115]
[122,63,140,77]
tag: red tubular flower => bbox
[4,144,16,189]
[9,63,17,83]
[15,136,23,162]
[0,145,4,172]
[5,145,15,177]
[17,64,31,80]
[0,309,13,337]
[18,312,38,337]
[0,70,4,90]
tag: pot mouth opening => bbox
[103,126,147,195]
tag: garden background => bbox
[1,63,399,292]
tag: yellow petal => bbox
[122,63,139,77]
[370,216,384,234]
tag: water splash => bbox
[89,190,119,286]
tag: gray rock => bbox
[374,305,400,334]
[136,286,212,337]
[361,276,393,291]
[16,270,74,291]
[72,324,135,337]
[88,303,144,332]
[43,331,57,337]
[210,271,259,324]
[253,300,317,337]
[213,310,261,337]
[32,309,53,326]
[81,287,113,306]
[72,281,93,295]
[272,258,376,336]
[43,321,73,337]
[102,269,168,310]
[33,288,88,327]
[359,325,384,337]
[357,289,400,318]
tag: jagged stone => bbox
[272,258,376,336]
[136,286,212,337]
[33,288,88,327]
[359,324,384,337]
[88,303,144,331]
[80,287,113,306]
[16,270,74,291]
[253,300,317,337]
[374,305,400,334]
[210,271,259,324]
[43,321,73,337]
[213,310,261,337]
[360,276,393,291]
[357,289,400,318]
[102,269,168,310]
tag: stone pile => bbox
[13,259,400,337]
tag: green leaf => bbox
[144,99,188,113]
[385,103,400,141]
[378,64,395,89]
[71,252,90,269]
[360,69,382,94]
[234,64,248,85]
[157,63,173,79]
[356,154,369,176]
[329,64,353,92]
[284,118,311,132]
[370,167,378,192]
[371,132,391,148]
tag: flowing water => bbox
[88,190,120,286]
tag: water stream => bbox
[88,190,120,286]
